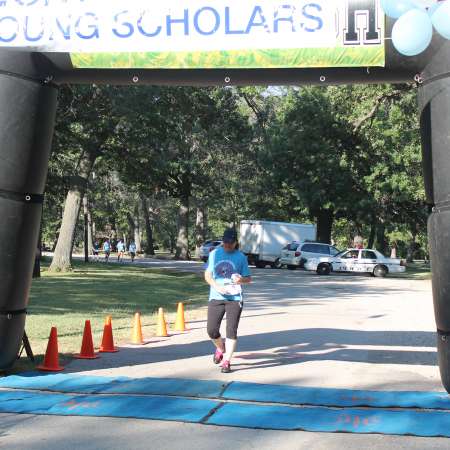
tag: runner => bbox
[117,239,125,262]
[205,228,252,373]
[92,241,100,262]
[103,239,111,262]
[128,241,137,262]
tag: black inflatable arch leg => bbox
[419,42,450,393]
[0,52,57,370]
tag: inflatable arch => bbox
[1,0,450,391]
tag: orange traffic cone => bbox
[174,302,187,332]
[75,320,99,359]
[99,316,119,353]
[131,312,144,345]
[37,327,64,372]
[156,307,168,337]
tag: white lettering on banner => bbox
[0,0,383,52]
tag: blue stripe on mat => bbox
[223,381,450,410]
[0,373,225,398]
[206,403,450,437]
[3,389,450,437]
[2,373,450,411]
[0,390,219,423]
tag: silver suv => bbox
[199,240,223,262]
[279,241,340,269]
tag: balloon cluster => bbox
[381,0,450,56]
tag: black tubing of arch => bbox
[0,51,57,370]
[418,41,450,393]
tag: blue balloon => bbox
[427,2,441,17]
[381,0,421,19]
[431,0,450,39]
[392,9,433,56]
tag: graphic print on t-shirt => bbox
[215,260,235,279]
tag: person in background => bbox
[92,241,100,262]
[117,239,125,262]
[128,241,137,262]
[103,239,111,262]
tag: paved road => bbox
[2,260,447,449]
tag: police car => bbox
[304,248,406,277]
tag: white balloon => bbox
[431,0,450,39]
[381,0,420,19]
[392,9,433,56]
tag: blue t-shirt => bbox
[206,247,251,301]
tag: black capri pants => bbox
[207,300,243,340]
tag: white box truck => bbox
[239,220,317,268]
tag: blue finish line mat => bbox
[1,373,450,437]
[0,389,219,423]
[2,373,450,410]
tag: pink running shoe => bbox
[213,349,224,364]
[221,360,231,373]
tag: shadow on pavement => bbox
[67,328,437,374]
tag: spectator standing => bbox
[129,241,137,262]
[103,239,111,262]
[117,239,125,262]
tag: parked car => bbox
[304,248,406,277]
[199,240,223,262]
[279,241,340,269]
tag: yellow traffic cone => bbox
[174,302,187,332]
[131,312,144,345]
[156,307,168,337]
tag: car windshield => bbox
[204,241,219,247]
[333,250,347,258]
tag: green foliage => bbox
[44,83,427,260]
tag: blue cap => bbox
[223,228,237,243]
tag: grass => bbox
[9,259,208,373]
[390,262,431,280]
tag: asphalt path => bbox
[1,259,447,449]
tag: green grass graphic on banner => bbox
[71,46,385,70]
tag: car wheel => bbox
[272,258,283,269]
[255,261,266,269]
[373,265,388,278]
[316,263,331,275]
[287,265,297,270]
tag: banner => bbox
[0,0,385,69]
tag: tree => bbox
[49,85,119,271]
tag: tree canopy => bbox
[43,82,428,269]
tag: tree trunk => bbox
[87,202,94,254]
[141,196,155,255]
[314,208,334,244]
[375,219,387,255]
[83,195,93,263]
[134,205,142,252]
[368,217,377,249]
[390,244,397,259]
[406,231,417,263]
[127,211,135,246]
[50,150,97,272]
[175,195,190,260]
[195,204,206,258]
[127,205,142,252]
